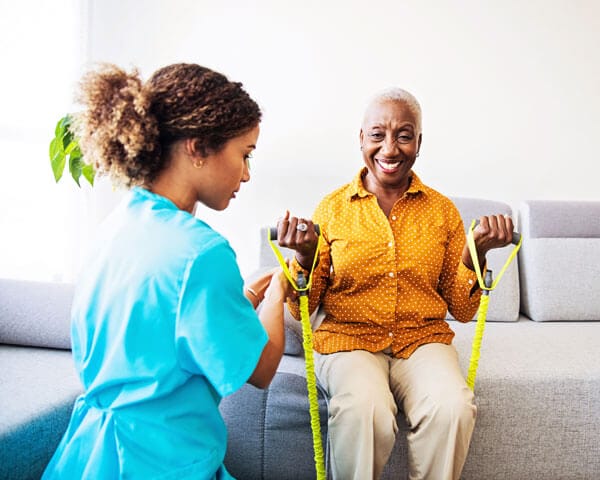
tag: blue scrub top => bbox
[43,188,268,479]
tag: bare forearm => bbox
[245,267,281,309]
[248,288,286,388]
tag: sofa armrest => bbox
[0,279,74,349]
[518,200,600,321]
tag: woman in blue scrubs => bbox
[43,63,289,479]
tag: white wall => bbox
[0,0,86,281]
[84,0,600,276]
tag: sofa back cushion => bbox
[450,197,520,322]
[258,228,294,269]
[0,279,74,349]
[518,200,600,321]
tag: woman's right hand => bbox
[263,267,297,304]
[276,211,319,269]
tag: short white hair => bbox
[366,87,422,132]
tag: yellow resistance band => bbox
[465,220,522,390]
[268,231,326,480]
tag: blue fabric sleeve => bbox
[175,239,268,397]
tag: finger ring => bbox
[296,222,308,232]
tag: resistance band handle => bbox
[297,271,308,293]
[482,270,493,295]
[268,224,321,240]
[473,220,521,245]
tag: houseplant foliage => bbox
[50,114,95,187]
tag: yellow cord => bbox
[466,294,489,390]
[267,230,320,293]
[466,220,522,292]
[268,231,326,480]
[465,220,522,391]
[299,295,326,479]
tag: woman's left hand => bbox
[462,214,514,270]
[276,211,320,269]
[246,265,297,309]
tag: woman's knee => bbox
[330,388,398,430]
[428,385,476,427]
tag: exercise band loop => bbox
[267,230,326,480]
[465,220,522,390]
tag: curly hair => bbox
[75,63,261,187]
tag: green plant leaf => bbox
[69,151,83,187]
[64,139,78,155]
[50,113,96,187]
[50,137,66,182]
[54,116,66,138]
[49,136,62,160]
[82,163,95,186]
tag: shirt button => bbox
[388,242,393,247]
[391,215,397,221]
[388,332,393,337]
[468,279,474,285]
[389,272,395,277]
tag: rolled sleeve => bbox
[450,262,483,322]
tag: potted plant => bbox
[49,114,95,186]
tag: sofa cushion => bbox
[520,200,600,238]
[0,279,74,349]
[0,345,82,480]
[518,200,600,321]
[450,197,520,322]
[284,314,304,356]
[220,370,329,479]
[382,318,600,479]
[282,305,325,357]
[258,228,295,270]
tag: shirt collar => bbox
[347,167,428,200]
[132,186,179,210]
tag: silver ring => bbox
[296,222,308,232]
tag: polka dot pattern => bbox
[289,168,481,359]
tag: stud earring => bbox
[193,160,204,169]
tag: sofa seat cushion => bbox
[382,318,600,479]
[0,345,82,480]
[220,368,329,480]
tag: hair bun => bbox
[75,64,161,187]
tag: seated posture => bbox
[43,63,290,479]
[278,88,513,480]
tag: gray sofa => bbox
[2,199,600,480]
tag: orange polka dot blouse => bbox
[289,168,482,359]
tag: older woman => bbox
[43,63,290,479]
[278,88,513,480]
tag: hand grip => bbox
[269,224,320,240]
[474,220,521,245]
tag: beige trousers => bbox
[315,343,476,480]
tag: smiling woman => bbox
[360,89,423,216]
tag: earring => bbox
[416,152,420,157]
[193,160,204,169]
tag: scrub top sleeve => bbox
[175,241,268,397]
